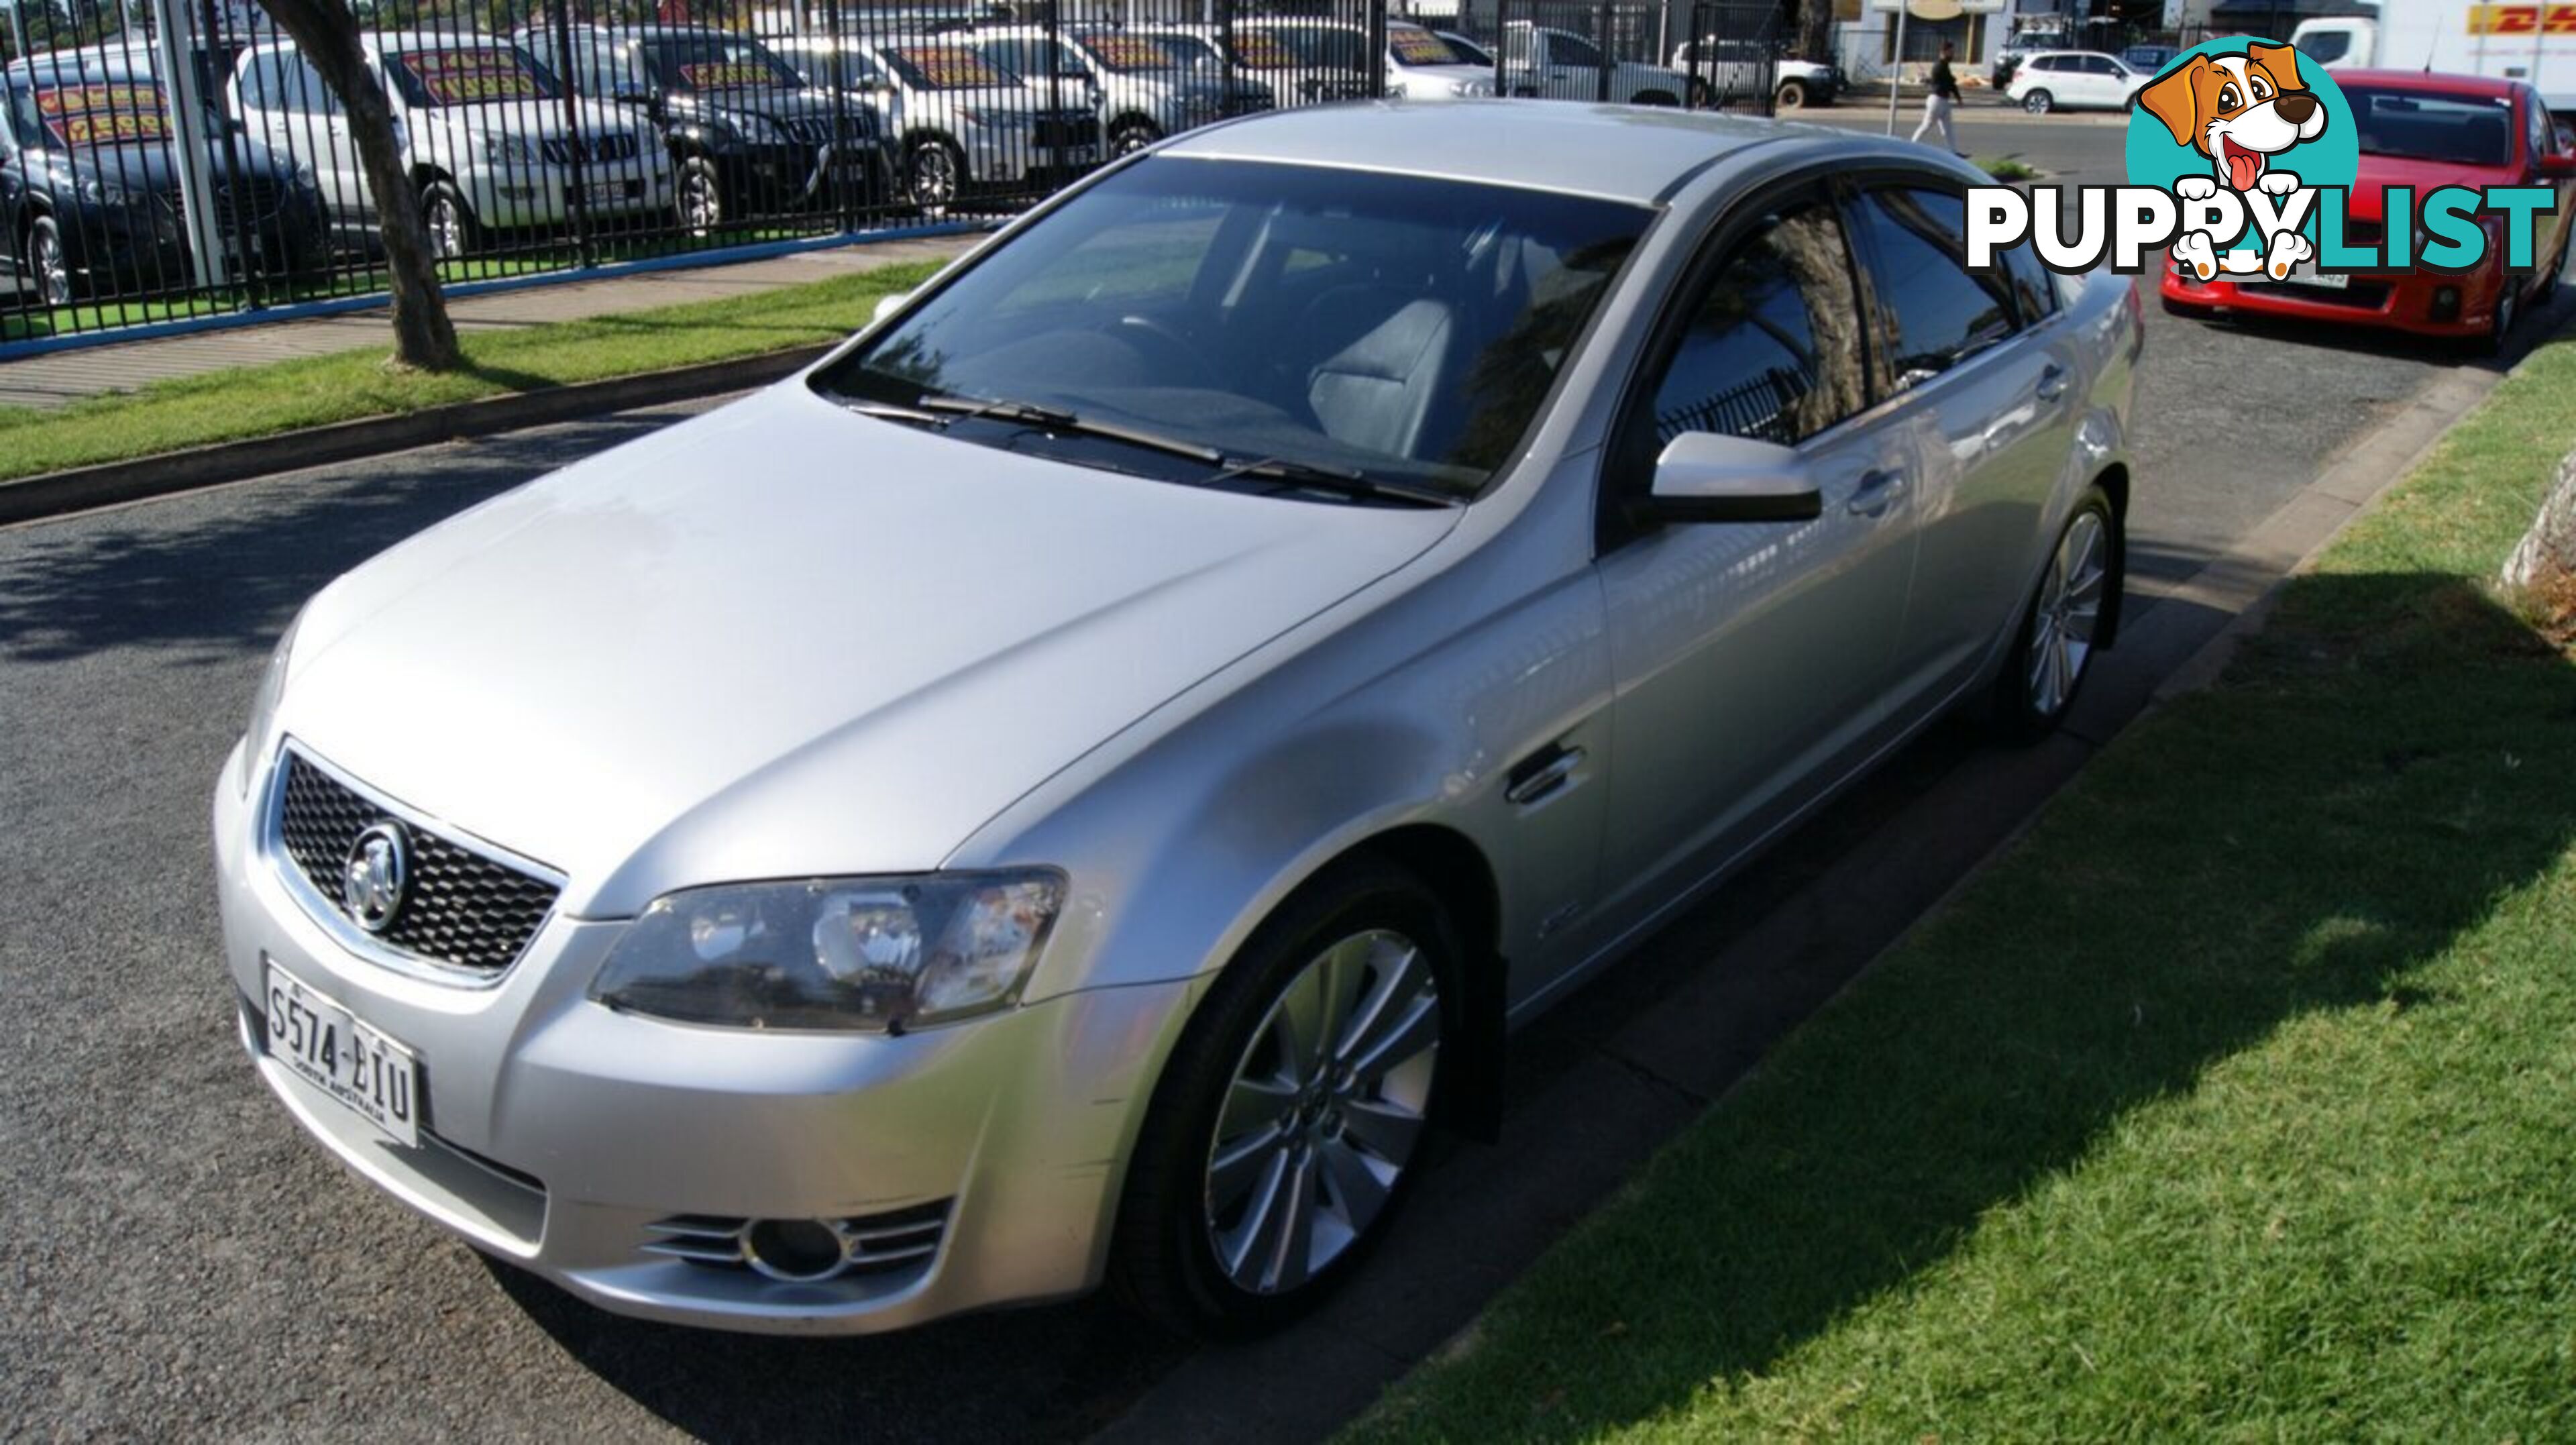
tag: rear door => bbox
[1843,179,2076,710]
[1590,181,1919,922]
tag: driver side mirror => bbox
[1633,431,1823,524]
[2536,150,2576,178]
[872,290,912,325]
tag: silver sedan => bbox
[213,99,2139,1338]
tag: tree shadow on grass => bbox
[1373,570,2576,1436]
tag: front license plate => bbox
[2284,263,2349,289]
[578,182,627,209]
[264,962,421,1147]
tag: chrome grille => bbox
[782,113,871,145]
[212,174,289,216]
[540,133,642,165]
[274,751,559,976]
[644,1202,952,1278]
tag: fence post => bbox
[546,0,595,269]
[147,0,229,292]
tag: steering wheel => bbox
[1105,313,1216,376]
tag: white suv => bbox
[1231,19,1494,101]
[1499,22,1693,105]
[229,31,673,256]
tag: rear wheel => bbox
[1112,856,1454,1338]
[2023,88,2053,114]
[1111,117,1162,156]
[1774,78,1809,109]
[906,136,965,217]
[1992,487,2115,739]
[2483,279,2522,358]
[676,158,724,236]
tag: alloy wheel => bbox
[427,196,464,260]
[909,143,959,210]
[33,223,70,308]
[2024,89,2052,114]
[2027,509,2107,718]
[681,170,722,234]
[1202,928,1439,1296]
[1113,122,1159,156]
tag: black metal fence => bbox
[0,0,1800,352]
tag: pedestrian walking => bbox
[1912,40,1966,155]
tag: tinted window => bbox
[1851,187,2017,383]
[1646,198,1867,447]
[1550,32,1605,68]
[2298,29,2351,65]
[2347,86,2516,166]
[2001,237,2057,325]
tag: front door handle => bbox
[1504,742,1585,806]
[2035,363,2070,402]
[1847,468,1909,517]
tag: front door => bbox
[1590,184,1921,928]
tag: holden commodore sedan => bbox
[215,100,2139,1338]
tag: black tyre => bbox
[2483,279,2522,358]
[1111,855,1456,1339]
[27,215,74,307]
[2536,237,2567,306]
[1686,76,1712,108]
[1992,486,2116,741]
[906,136,965,217]
[2023,88,2053,114]
[1110,117,1161,156]
[1774,78,1808,109]
[676,157,724,236]
[421,182,476,260]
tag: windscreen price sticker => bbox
[898,46,1004,89]
[1230,33,1297,68]
[1391,31,1451,64]
[678,61,772,90]
[34,85,170,145]
[1086,34,1167,71]
[403,49,541,105]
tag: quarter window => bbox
[1850,186,2017,385]
[1643,197,1868,447]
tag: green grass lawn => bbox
[1348,336,2576,1441]
[0,258,940,483]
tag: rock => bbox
[2502,447,2576,596]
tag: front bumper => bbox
[718,142,894,209]
[2160,262,2504,338]
[212,737,1197,1334]
[462,162,675,231]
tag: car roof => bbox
[2023,50,2124,61]
[2332,67,2523,98]
[1160,100,1805,204]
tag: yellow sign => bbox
[2467,3,2576,33]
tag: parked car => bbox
[1665,36,1843,109]
[1501,21,1694,105]
[1992,27,2077,87]
[2006,50,2149,113]
[1434,30,1493,68]
[962,24,1269,156]
[3,53,325,306]
[767,35,1098,213]
[1136,20,1381,102]
[226,31,672,257]
[218,101,2139,1339]
[515,24,888,233]
[2162,68,2576,353]
[1230,18,1491,101]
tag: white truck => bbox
[2292,2,2576,107]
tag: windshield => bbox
[386,45,560,107]
[646,37,802,93]
[1219,30,1302,69]
[812,158,1652,496]
[1263,25,1372,69]
[881,43,1016,89]
[1389,27,1469,66]
[12,80,170,146]
[2346,86,2517,166]
[1144,32,1222,67]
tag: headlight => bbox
[482,133,539,166]
[1447,78,1491,96]
[239,610,302,798]
[726,110,790,142]
[590,870,1066,1033]
[292,162,319,195]
[76,177,145,209]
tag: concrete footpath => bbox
[0,231,981,411]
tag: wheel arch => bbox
[2090,462,2130,647]
[1337,822,1505,1140]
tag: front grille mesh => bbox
[276,753,559,976]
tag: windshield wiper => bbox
[916,393,1226,464]
[835,397,943,425]
[1205,454,1462,508]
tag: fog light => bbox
[2432,286,2462,322]
[743,1218,847,1281]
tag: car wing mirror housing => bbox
[2534,150,2576,178]
[1634,431,1823,524]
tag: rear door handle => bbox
[1505,743,1585,806]
[2035,363,2070,402]
[1847,468,1909,517]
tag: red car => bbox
[2162,68,2576,352]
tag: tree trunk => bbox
[2503,449,2576,607]
[254,0,462,372]
[1796,0,1835,66]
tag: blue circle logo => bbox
[2125,36,2358,253]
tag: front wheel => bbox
[906,136,965,216]
[1110,118,1162,156]
[421,182,475,261]
[1111,856,1454,1338]
[2482,279,2522,358]
[676,157,724,236]
[2022,88,2053,115]
[1774,78,1809,109]
[27,215,74,307]
[1992,487,2116,740]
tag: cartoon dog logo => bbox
[2138,41,2330,281]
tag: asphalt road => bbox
[3,114,2563,1442]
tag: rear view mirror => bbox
[872,290,912,325]
[1637,431,1822,524]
